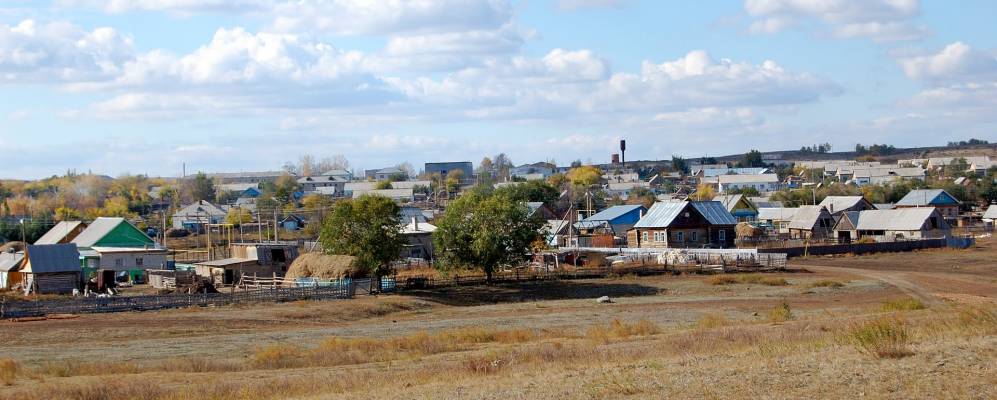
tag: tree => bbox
[671,155,689,174]
[319,195,403,279]
[493,153,514,181]
[504,180,559,205]
[737,150,765,168]
[566,165,602,186]
[186,173,215,202]
[692,183,715,200]
[225,207,253,226]
[433,188,542,282]
[375,180,393,190]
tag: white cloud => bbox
[6,110,29,120]
[744,0,926,42]
[899,42,997,82]
[270,0,512,36]
[556,0,626,12]
[0,19,133,83]
[58,0,269,14]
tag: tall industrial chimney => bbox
[620,140,626,169]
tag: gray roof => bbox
[854,208,946,231]
[818,196,869,214]
[35,221,84,245]
[896,189,958,206]
[874,203,895,210]
[788,206,831,230]
[25,244,81,273]
[0,251,24,272]
[633,201,735,228]
[983,205,997,219]
[757,207,799,221]
[713,194,754,212]
[583,205,645,222]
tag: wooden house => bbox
[835,208,950,242]
[787,206,835,239]
[895,189,961,219]
[628,201,737,249]
[21,244,81,294]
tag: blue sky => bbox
[1,0,996,179]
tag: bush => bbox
[769,300,794,323]
[881,298,926,312]
[0,358,18,386]
[846,318,913,358]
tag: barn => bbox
[21,244,82,295]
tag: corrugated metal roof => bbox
[633,202,687,228]
[691,201,737,225]
[34,221,84,245]
[0,251,24,272]
[788,206,830,230]
[983,205,997,219]
[818,196,869,213]
[874,203,896,210]
[583,205,644,222]
[757,207,799,221]
[854,208,945,231]
[25,244,80,273]
[712,194,747,212]
[71,217,127,247]
[896,189,958,206]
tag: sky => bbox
[1,0,996,179]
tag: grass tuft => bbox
[0,358,18,386]
[708,274,788,286]
[845,317,913,359]
[806,280,845,289]
[696,313,730,330]
[586,319,661,344]
[768,300,794,323]
[881,298,926,312]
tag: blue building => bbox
[424,161,473,182]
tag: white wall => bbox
[98,252,168,271]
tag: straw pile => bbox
[736,222,763,238]
[285,253,361,280]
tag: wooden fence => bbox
[756,237,973,257]
[0,284,355,319]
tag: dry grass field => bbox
[0,238,995,399]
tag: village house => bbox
[297,174,348,194]
[34,220,87,245]
[20,244,81,295]
[400,218,436,260]
[895,189,961,219]
[0,250,24,289]
[365,166,407,181]
[574,205,646,246]
[217,183,261,198]
[172,200,228,231]
[713,194,758,222]
[787,205,835,239]
[62,217,164,282]
[194,242,299,285]
[756,207,799,233]
[818,196,875,215]
[511,162,556,180]
[628,201,736,248]
[834,208,950,242]
[707,173,781,193]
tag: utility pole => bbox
[205,217,211,261]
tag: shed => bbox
[787,206,835,239]
[0,251,25,289]
[21,244,81,294]
[400,218,436,259]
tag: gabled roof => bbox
[818,196,872,214]
[583,205,645,222]
[788,206,831,230]
[633,201,735,228]
[713,194,756,212]
[834,211,862,231]
[71,217,154,248]
[757,207,799,221]
[982,204,997,219]
[854,208,947,231]
[0,251,24,272]
[34,221,84,245]
[25,244,80,273]
[874,203,895,210]
[543,219,573,236]
[217,183,259,193]
[896,189,960,207]
[174,200,228,218]
[321,169,352,177]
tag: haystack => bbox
[736,222,763,238]
[285,253,361,280]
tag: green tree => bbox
[319,195,403,280]
[186,172,215,202]
[737,150,765,168]
[504,179,559,205]
[433,188,542,282]
[671,155,689,174]
[225,207,253,226]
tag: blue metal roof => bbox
[583,204,645,222]
[691,201,737,225]
[896,189,960,206]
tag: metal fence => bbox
[0,284,355,319]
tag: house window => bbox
[114,258,123,268]
[641,232,648,243]
[135,257,144,267]
[675,232,684,242]
[691,231,699,242]
[718,230,726,242]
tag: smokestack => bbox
[620,140,626,168]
